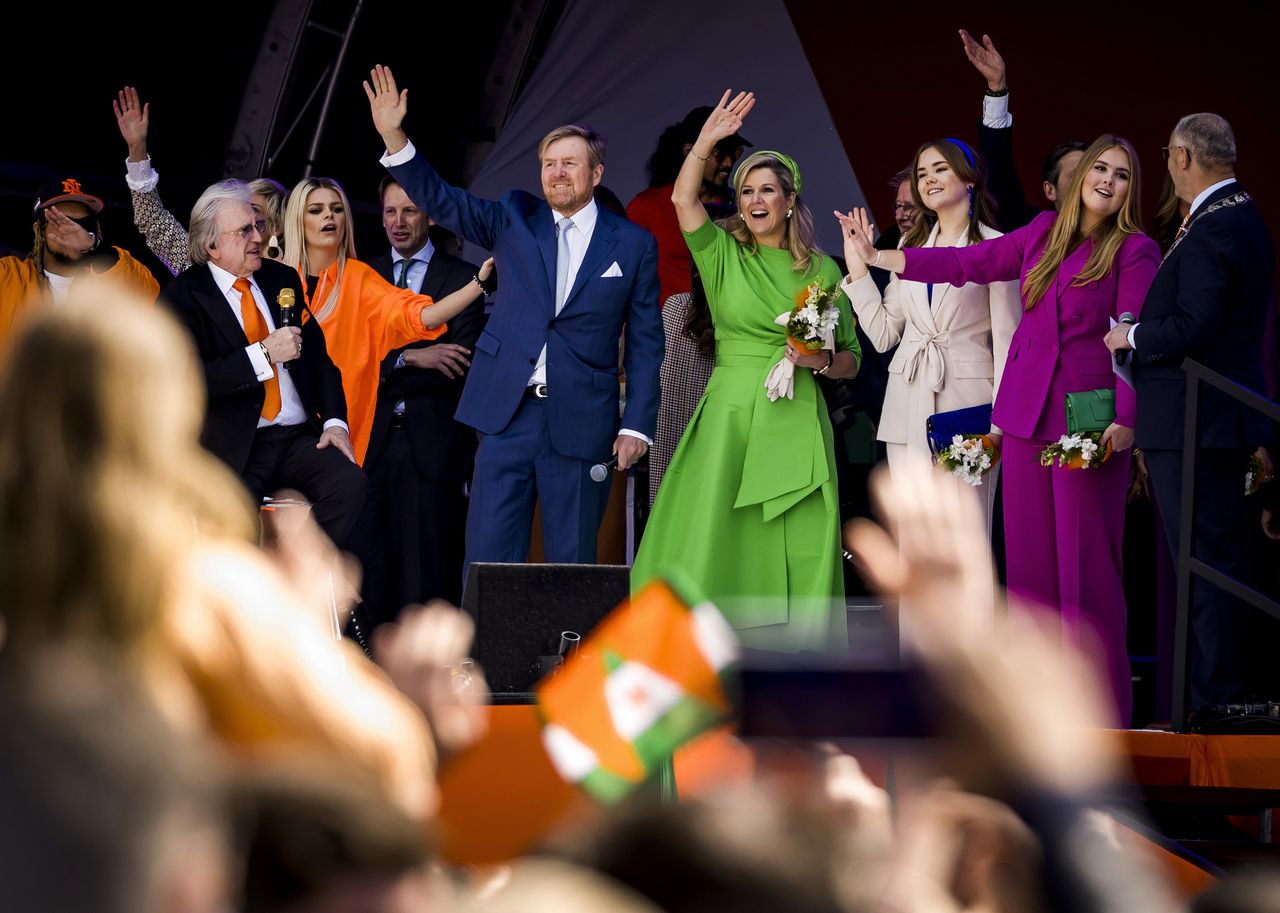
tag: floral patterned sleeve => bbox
[131,188,192,276]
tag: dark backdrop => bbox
[789,1,1280,268]
[0,0,519,271]
[3,1,1278,281]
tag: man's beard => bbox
[43,245,80,268]
[701,177,730,205]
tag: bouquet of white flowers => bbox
[786,282,842,349]
[936,434,999,487]
[763,281,842,402]
[1038,432,1112,470]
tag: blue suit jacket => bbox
[388,152,663,463]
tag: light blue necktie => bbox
[554,218,573,311]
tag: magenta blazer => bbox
[901,211,1160,440]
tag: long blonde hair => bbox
[0,283,255,652]
[723,153,819,277]
[1021,135,1145,311]
[282,177,358,320]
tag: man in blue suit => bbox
[365,65,663,571]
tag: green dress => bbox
[632,219,860,653]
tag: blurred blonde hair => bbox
[249,177,289,260]
[0,282,255,652]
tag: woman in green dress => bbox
[632,92,860,653]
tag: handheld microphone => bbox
[1115,312,1136,366]
[277,289,296,371]
[590,455,619,482]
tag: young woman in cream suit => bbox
[837,139,1019,535]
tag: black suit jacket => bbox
[1132,182,1275,449]
[161,259,348,473]
[365,247,487,479]
[977,121,1043,233]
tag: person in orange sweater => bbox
[281,177,493,465]
[0,177,158,351]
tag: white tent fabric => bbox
[464,0,866,259]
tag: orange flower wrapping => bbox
[787,335,824,354]
[976,434,1002,468]
[1062,439,1113,471]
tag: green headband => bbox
[733,150,804,195]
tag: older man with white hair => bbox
[1106,113,1275,716]
[162,179,365,543]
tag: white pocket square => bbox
[601,261,624,278]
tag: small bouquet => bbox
[1038,432,1112,470]
[786,281,842,352]
[937,434,1000,487]
[764,281,842,402]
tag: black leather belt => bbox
[525,383,549,399]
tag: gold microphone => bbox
[277,288,297,370]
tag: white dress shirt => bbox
[207,262,347,433]
[982,93,1012,129]
[379,140,648,445]
[390,239,434,293]
[530,198,598,385]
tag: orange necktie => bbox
[233,278,281,420]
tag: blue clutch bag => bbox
[926,403,994,455]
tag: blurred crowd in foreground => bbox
[2,283,1278,913]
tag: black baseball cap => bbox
[34,177,104,216]
[677,106,752,151]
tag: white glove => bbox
[765,311,796,402]
[765,358,796,402]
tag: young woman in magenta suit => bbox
[838,139,1020,538]
[843,135,1160,724]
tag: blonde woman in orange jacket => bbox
[282,177,493,465]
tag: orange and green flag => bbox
[536,577,739,803]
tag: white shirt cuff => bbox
[380,139,417,168]
[246,342,274,381]
[982,93,1012,129]
[322,419,350,434]
[125,156,159,192]
[1127,323,1139,350]
[618,428,653,446]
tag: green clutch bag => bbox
[1065,388,1116,435]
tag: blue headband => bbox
[943,137,976,168]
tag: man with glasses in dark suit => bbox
[162,179,365,543]
[1106,113,1275,717]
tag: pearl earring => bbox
[786,208,793,219]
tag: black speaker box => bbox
[461,563,631,701]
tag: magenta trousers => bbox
[1001,433,1132,726]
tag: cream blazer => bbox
[842,222,1021,452]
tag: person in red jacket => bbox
[627,107,750,306]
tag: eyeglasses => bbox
[222,219,267,241]
[893,202,918,214]
[1161,145,1187,161]
[68,213,99,234]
